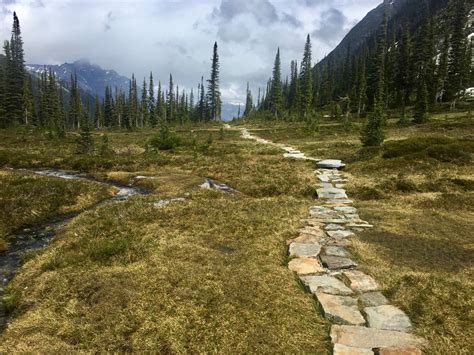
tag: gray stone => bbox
[327,230,355,239]
[317,159,346,169]
[288,234,324,245]
[289,243,321,258]
[318,175,330,182]
[309,206,334,214]
[325,224,346,231]
[319,183,334,188]
[334,206,358,214]
[333,344,374,355]
[324,246,350,257]
[288,257,325,275]
[342,270,380,293]
[299,226,326,237]
[300,275,353,295]
[346,223,374,228]
[321,255,357,270]
[377,346,422,355]
[330,325,427,349]
[315,292,365,325]
[317,187,348,199]
[364,305,412,332]
[359,292,389,307]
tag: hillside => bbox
[26,59,130,100]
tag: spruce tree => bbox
[140,78,148,128]
[104,86,113,127]
[94,95,103,128]
[300,34,313,118]
[207,42,221,121]
[198,76,206,122]
[269,48,283,118]
[396,25,412,122]
[445,0,468,105]
[244,82,253,117]
[167,74,174,122]
[22,74,34,125]
[414,71,429,123]
[148,72,156,127]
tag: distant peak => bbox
[72,58,92,66]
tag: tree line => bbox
[242,0,472,146]
[0,12,222,132]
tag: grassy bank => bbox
[0,125,330,352]
[0,170,116,251]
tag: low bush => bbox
[147,126,181,151]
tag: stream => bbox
[0,169,149,329]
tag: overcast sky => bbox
[0,0,381,104]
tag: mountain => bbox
[26,59,130,99]
[221,103,241,122]
[314,0,452,73]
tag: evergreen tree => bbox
[94,95,103,128]
[68,73,82,129]
[207,42,221,121]
[140,78,148,128]
[244,82,253,117]
[167,74,174,122]
[3,12,25,125]
[156,81,164,124]
[414,71,429,123]
[22,74,34,125]
[198,76,206,122]
[148,72,156,127]
[300,34,313,117]
[445,0,468,104]
[104,86,113,127]
[396,25,412,122]
[269,48,283,117]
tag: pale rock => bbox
[289,243,321,258]
[315,292,365,325]
[377,346,422,355]
[323,246,350,257]
[320,255,357,270]
[300,275,353,295]
[333,344,374,355]
[342,270,380,293]
[327,230,355,239]
[317,187,348,199]
[325,224,346,231]
[330,325,427,349]
[317,159,346,169]
[364,305,412,332]
[359,292,389,307]
[288,257,325,275]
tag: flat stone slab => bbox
[325,224,346,231]
[330,325,427,349]
[359,292,389,307]
[317,159,346,169]
[342,270,380,293]
[300,275,353,295]
[288,257,325,275]
[334,206,358,214]
[317,187,348,199]
[299,226,326,237]
[315,292,365,325]
[333,344,374,355]
[288,234,323,245]
[321,255,357,270]
[377,346,422,355]
[327,230,355,239]
[289,243,321,258]
[318,175,330,182]
[323,246,350,257]
[365,305,412,332]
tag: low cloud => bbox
[312,8,349,46]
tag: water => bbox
[0,169,149,328]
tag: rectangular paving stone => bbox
[321,255,357,270]
[315,292,365,325]
[364,305,412,332]
[327,230,355,239]
[333,344,374,355]
[330,325,427,349]
[342,270,380,293]
[359,292,389,307]
[323,246,350,257]
[288,257,325,275]
[317,187,348,199]
[300,275,353,295]
[287,233,324,245]
[325,224,347,231]
[289,242,321,258]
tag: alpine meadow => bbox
[0,0,473,353]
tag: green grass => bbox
[0,170,116,251]
[0,124,330,352]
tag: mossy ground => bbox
[0,114,472,352]
[0,123,329,352]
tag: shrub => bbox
[426,144,471,164]
[147,125,181,151]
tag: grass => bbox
[0,124,330,352]
[0,114,472,352]
[252,113,474,353]
[0,170,115,251]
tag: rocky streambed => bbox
[0,169,150,329]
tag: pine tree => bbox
[207,42,221,121]
[104,86,113,127]
[396,25,412,122]
[68,73,82,129]
[77,112,94,154]
[94,95,103,128]
[445,0,468,105]
[244,82,253,117]
[167,74,174,122]
[22,74,34,125]
[361,14,386,146]
[198,76,206,122]
[300,34,313,117]
[148,72,156,127]
[0,59,5,126]
[4,12,25,125]
[156,81,164,124]
[414,71,429,123]
[269,48,283,118]
[140,78,148,128]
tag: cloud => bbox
[213,0,278,26]
[104,11,114,32]
[312,8,349,46]
[282,13,302,28]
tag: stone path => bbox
[239,127,427,354]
